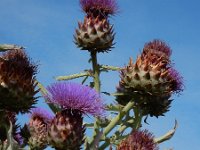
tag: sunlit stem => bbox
[99,118,134,149]
[91,51,100,92]
[56,71,92,81]
[86,51,101,149]
[100,65,121,71]
[99,101,135,150]
[133,107,143,130]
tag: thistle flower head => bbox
[0,49,37,88]
[143,39,172,58]
[0,49,38,113]
[116,40,184,117]
[28,108,53,149]
[48,109,85,150]
[117,130,159,150]
[80,0,118,18]
[45,82,105,117]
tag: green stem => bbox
[99,119,134,149]
[86,51,101,149]
[56,71,92,81]
[100,65,121,71]
[99,101,135,150]
[102,101,134,138]
[99,107,143,150]
[116,118,134,137]
[91,51,100,92]
[133,107,143,130]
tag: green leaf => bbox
[0,44,23,52]
[6,121,20,150]
[154,120,178,143]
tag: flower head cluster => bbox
[45,82,105,117]
[80,0,118,18]
[117,130,159,150]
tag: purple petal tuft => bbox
[169,68,184,93]
[80,0,118,16]
[144,39,172,57]
[14,133,24,146]
[29,108,54,123]
[45,82,105,117]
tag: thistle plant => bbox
[0,0,184,150]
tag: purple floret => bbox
[29,108,54,123]
[128,130,158,150]
[45,82,105,117]
[80,0,118,16]
[169,68,184,93]
[14,133,24,146]
[144,39,172,57]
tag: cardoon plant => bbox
[0,0,184,150]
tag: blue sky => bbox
[0,0,200,149]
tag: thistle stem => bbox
[91,51,100,92]
[86,51,101,149]
[99,118,134,149]
[99,101,135,150]
[100,65,121,71]
[56,71,92,81]
[102,101,134,138]
[133,107,143,130]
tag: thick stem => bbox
[102,101,134,138]
[86,51,101,149]
[91,51,100,92]
[99,101,135,150]
[99,118,134,149]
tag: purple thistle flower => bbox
[117,130,159,150]
[80,0,118,16]
[45,82,105,117]
[29,108,54,123]
[143,39,172,57]
[169,68,184,93]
